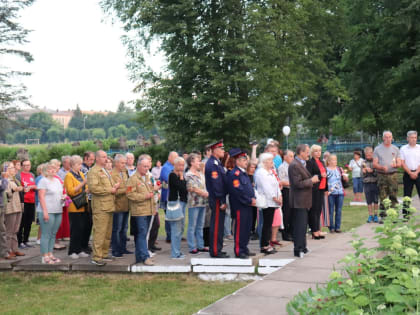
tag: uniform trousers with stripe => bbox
[233,207,252,257]
[209,198,225,257]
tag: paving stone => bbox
[265,266,331,283]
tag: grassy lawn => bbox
[0,272,247,315]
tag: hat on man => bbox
[208,139,224,151]
[228,148,247,159]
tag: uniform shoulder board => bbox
[234,170,240,176]
[214,160,218,165]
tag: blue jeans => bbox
[161,201,171,241]
[328,194,344,231]
[111,211,129,256]
[224,208,232,237]
[187,206,205,251]
[169,201,186,258]
[133,215,152,263]
[353,177,364,193]
[39,212,62,255]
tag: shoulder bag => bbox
[71,186,88,209]
[165,199,184,221]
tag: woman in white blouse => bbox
[255,153,282,254]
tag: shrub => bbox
[287,197,420,314]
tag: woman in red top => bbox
[306,145,328,239]
[17,159,37,248]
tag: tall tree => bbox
[102,0,347,149]
[0,0,34,141]
[340,0,420,136]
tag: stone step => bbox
[193,265,255,273]
[131,265,191,273]
[191,258,252,266]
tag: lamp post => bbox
[282,125,291,150]
[83,116,87,129]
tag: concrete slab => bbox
[131,265,190,273]
[258,258,294,267]
[193,265,255,273]
[265,266,331,283]
[191,258,252,266]
[257,267,282,274]
[197,295,291,315]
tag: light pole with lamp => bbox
[282,125,291,150]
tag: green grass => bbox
[0,272,247,315]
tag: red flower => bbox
[357,268,362,274]
[317,299,322,302]
[338,281,343,285]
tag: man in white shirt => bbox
[400,130,420,214]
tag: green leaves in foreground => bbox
[287,197,420,314]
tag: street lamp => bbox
[83,116,87,129]
[282,125,291,150]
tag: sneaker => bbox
[112,254,123,259]
[91,259,106,266]
[36,239,41,245]
[79,252,89,258]
[148,250,156,258]
[373,215,379,223]
[143,258,154,266]
[367,215,373,223]
[171,254,186,260]
[102,256,114,262]
[69,253,79,259]
[19,243,27,249]
[24,242,34,248]
[189,249,199,255]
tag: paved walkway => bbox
[198,196,420,315]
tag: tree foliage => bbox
[102,0,346,149]
[0,0,34,141]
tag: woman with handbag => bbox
[255,153,282,255]
[64,155,90,259]
[326,154,348,233]
[168,157,188,259]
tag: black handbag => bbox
[71,186,87,209]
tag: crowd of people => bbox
[0,130,418,264]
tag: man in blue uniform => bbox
[227,149,256,258]
[205,140,229,258]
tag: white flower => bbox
[412,267,420,278]
[377,304,386,310]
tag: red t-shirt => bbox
[21,171,36,204]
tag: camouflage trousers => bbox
[377,173,399,217]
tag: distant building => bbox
[51,110,74,128]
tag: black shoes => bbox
[212,252,230,258]
[237,253,249,259]
[150,246,161,252]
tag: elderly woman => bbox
[37,162,65,264]
[168,157,188,259]
[349,150,365,202]
[306,145,328,239]
[185,153,209,254]
[326,154,348,233]
[255,153,282,254]
[64,155,90,259]
[3,162,25,260]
